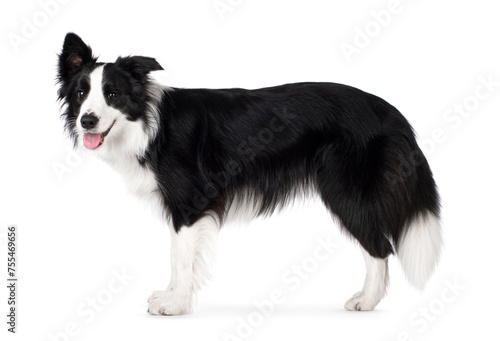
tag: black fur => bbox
[58,33,440,260]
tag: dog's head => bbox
[57,33,164,156]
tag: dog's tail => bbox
[370,99,443,290]
[396,212,442,290]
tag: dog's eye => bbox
[76,90,85,98]
[107,92,118,100]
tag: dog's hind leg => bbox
[344,245,389,311]
[147,215,219,315]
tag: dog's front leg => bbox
[147,216,219,315]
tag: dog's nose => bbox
[81,113,99,130]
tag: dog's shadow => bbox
[193,303,387,318]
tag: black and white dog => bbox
[57,33,442,315]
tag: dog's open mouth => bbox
[83,120,116,149]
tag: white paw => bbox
[147,289,171,303]
[147,291,192,316]
[344,292,380,311]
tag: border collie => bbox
[57,33,442,315]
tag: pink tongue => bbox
[83,133,102,149]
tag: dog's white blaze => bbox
[397,213,442,290]
[77,66,120,134]
[147,215,219,315]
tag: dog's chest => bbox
[109,156,162,206]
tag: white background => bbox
[1,0,499,340]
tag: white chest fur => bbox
[107,155,164,217]
[112,156,157,196]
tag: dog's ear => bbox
[58,33,96,82]
[114,56,164,84]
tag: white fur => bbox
[142,73,165,143]
[147,215,219,315]
[345,246,389,311]
[397,213,442,290]
[224,192,262,225]
[224,187,313,226]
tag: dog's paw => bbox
[147,290,170,303]
[344,292,379,311]
[147,297,192,316]
[147,291,192,316]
